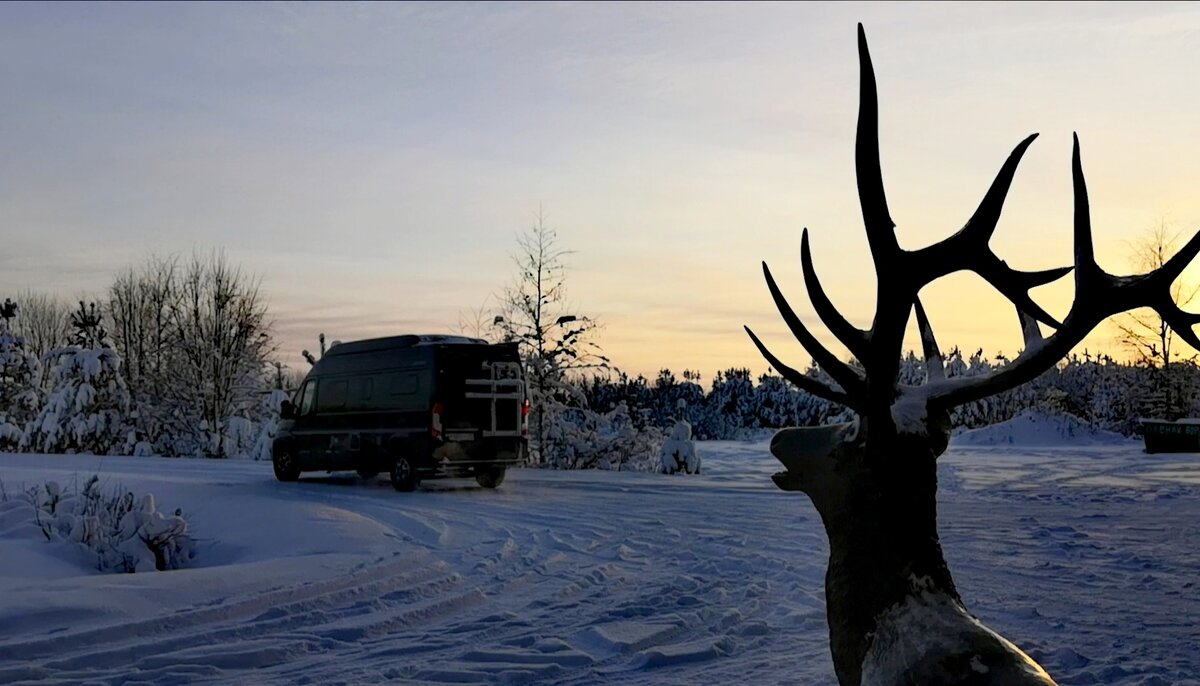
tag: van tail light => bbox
[521,399,530,437]
[431,402,443,439]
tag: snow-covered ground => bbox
[1,435,1198,685]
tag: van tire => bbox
[391,456,419,492]
[273,450,300,482]
[475,466,506,489]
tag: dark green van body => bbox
[273,335,527,482]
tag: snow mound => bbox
[953,410,1129,447]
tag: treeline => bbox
[583,348,1197,439]
[1,253,286,458]
[5,247,1196,461]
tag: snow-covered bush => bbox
[659,420,701,474]
[25,303,133,455]
[252,389,289,461]
[0,300,43,451]
[6,475,194,572]
[541,401,664,471]
[0,330,42,451]
[26,346,132,455]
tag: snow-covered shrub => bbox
[11,475,194,572]
[205,388,288,460]
[25,303,132,455]
[26,347,132,455]
[541,401,664,471]
[0,302,43,451]
[252,389,289,461]
[659,420,701,474]
[131,439,157,457]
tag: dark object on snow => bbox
[742,22,1200,686]
[1139,419,1200,453]
[273,335,528,491]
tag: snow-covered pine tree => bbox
[692,368,758,439]
[645,369,704,428]
[0,298,42,451]
[26,302,132,455]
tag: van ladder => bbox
[464,361,525,437]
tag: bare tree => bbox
[456,296,499,342]
[746,25,1200,686]
[169,252,275,458]
[11,290,70,362]
[1114,220,1199,417]
[108,255,180,398]
[496,208,608,460]
[107,256,184,448]
[271,361,306,391]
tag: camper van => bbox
[273,335,528,491]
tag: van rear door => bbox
[436,344,525,439]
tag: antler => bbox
[748,24,1071,409]
[928,136,1200,409]
[747,24,1200,419]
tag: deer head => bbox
[745,24,1199,686]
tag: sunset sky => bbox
[2,2,1199,380]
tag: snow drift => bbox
[953,410,1131,447]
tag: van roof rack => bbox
[324,334,490,356]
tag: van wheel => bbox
[475,466,506,489]
[273,450,300,482]
[357,469,379,480]
[391,456,419,492]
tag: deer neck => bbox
[772,422,959,686]
[821,442,959,686]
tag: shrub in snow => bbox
[10,475,195,572]
[540,401,664,471]
[26,346,132,455]
[182,388,289,461]
[250,389,289,461]
[25,303,133,455]
[131,440,157,457]
[659,420,701,474]
[0,300,43,451]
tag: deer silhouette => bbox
[746,24,1200,686]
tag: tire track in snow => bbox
[0,552,471,684]
[1,465,835,686]
[336,491,828,686]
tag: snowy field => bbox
[1,434,1199,685]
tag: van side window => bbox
[351,376,374,411]
[318,379,348,412]
[388,373,418,396]
[297,382,317,416]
